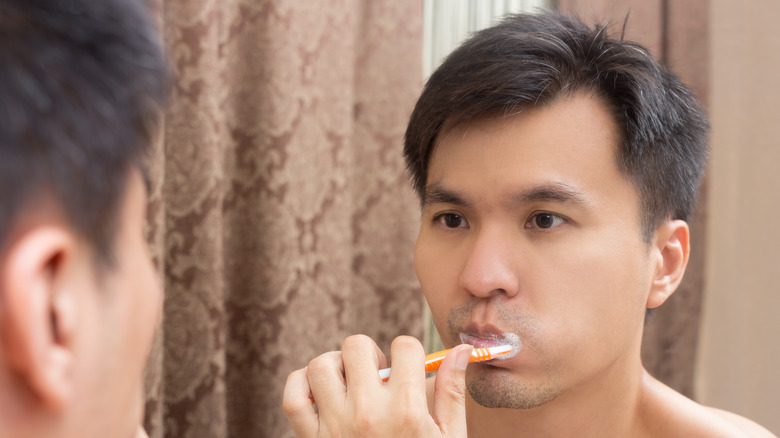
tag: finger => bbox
[306,352,347,418]
[341,334,386,390]
[432,344,472,437]
[387,336,427,403]
[283,367,319,437]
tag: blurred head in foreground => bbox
[0,0,168,437]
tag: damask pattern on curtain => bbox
[141,1,710,437]
[143,1,424,437]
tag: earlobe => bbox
[0,227,78,410]
[646,220,690,309]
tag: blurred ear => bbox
[646,220,690,309]
[0,226,79,411]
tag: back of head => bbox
[0,0,169,262]
[404,10,709,240]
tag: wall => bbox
[696,1,780,434]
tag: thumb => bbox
[432,344,472,437]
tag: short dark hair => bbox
[0,0,169,263]
[404,10,709,240]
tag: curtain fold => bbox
[144,1,424,437]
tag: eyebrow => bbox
[509,182,591,207]
[422,181,592,209]
[422,183,471,207]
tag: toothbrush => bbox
[309,345,512,403]
[377,344,512,381]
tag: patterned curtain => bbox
[143,1,425,437]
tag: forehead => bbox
[426,94,633,208]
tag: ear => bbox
[646,220,690,309]
[0,226,79,411]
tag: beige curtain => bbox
[143,1,424,437]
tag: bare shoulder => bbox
[640,372,777,437]
[707,407,777,438]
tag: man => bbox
[0,1,168,437]
[284,11,776,437]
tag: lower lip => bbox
[459,332,522,360]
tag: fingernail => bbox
[455,346,473,370]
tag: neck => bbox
[0,375,63,438]
[465,351,647,438]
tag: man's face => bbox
[72,170,161,436]
[415,94,656,409]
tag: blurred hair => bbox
[404,10,709,240]
[0,0,169,264]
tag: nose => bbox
[459,226,520,299]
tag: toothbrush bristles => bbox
[472,344,512,361]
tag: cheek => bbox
[117,244,161,367]
[414,233,437,295]
[414,232,462,287]
[579,242,649,311]
[539,239,650,344]
[414,235,464,341]
[135,258,162,348]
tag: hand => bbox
[283,335,473,438]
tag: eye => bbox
[526,212,566,230]
[434,212,468,229]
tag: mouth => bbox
[459,331,522,361]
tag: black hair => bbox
[0,0,169,263]
[404,10,709,240]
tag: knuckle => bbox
[400,409,425,427]
[286,367,306,383]
[281,393,305,417]
[307,351,340,375]
[351,410,379,435]
[392,405,425,432]
[306,357,325,375]
[392,335,423,353]
[282,370,304,410]
[342,334,374,352]
[307,356,324,372]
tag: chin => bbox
[465,364,563,410]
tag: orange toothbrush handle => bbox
[422,346,500,374]
[423,348,453,373]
